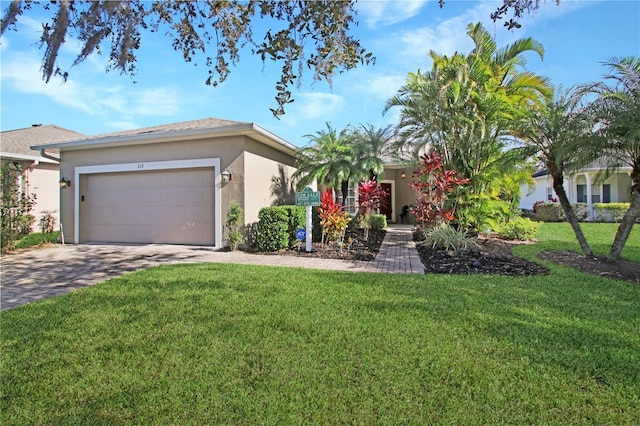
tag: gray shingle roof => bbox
[82,117,247,141]
[1,125,85,157]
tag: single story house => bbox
[31,117,419,248]
[1,124,85,225]
[520,160,632,220]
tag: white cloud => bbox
[376,0,599,70]
[356,0,431,28]
[1,52,181,118]
[295,92,345,120]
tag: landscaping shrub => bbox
[225,201,245,251]
[257,205,305,252]
[410,151,468,229]
[535,202,589,222]
[369,214,387,231]
[420,223,478,252]
[495,217,540,241]
[357,180,387,240]
[594,203,629,223]
[1,160,36,252]
[317,189,351,247]
[38,210,57,243]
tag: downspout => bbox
[39,149,60,163]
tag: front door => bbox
[380,183,392,221]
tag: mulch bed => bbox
[256,228,639,283]
[416,237,550,276]
[259,229,386,261]
[538,250,640,284]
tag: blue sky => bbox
[1,0,639,148]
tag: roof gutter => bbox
[38,149,60,163]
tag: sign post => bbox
[295,187,320,252]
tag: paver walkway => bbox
[0,225,423,311]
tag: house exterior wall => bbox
[59,135,246,245]
[242,138,298,225]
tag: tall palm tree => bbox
[385,22,550,230]
[585,56,640,261]
[515,86,595,257]
[293,123,354,202]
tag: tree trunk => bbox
[551,170,594,257]
[607,172,640,261]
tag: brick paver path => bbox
[0,225,423,311]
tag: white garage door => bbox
[86,168,215,245]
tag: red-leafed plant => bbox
[532,198,557,213]
[410,152,468,229]
[357,179,388,240]
[317,188,351,249]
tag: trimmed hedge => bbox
[257,206,305,252]
[594,203,630,223]
[535,202,589,222]
[495,218,540,241]
[370,214,388,231]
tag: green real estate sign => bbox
[296,187,320,206]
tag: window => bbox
[546,187,554,201]
[344,186,358,216]
[602,184,611,203]
[576,184,587,203]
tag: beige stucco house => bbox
[31,118,302,248]
[1,124,85,227]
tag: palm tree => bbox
[293,123,354,203]
[585,56,640,261]
[385,22,550,230]
[515,86,595,257]
[349,124,394,181]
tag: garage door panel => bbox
[86,168,215,245]
[143,188,168,206]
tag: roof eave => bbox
[0,151,59,164]
[30,123,298,156]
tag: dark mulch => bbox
[260,229,386,261]
[416,237,550,276]
[538,251,640,284]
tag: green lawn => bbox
[2,223,639,424]
[13,231,60,250]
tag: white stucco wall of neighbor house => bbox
[25,162,60,221]
[520,170,632,220]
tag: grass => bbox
[1,223,639,424]
[13,231,60,250]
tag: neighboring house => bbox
[31,118,303,248]
[520,160,633,220]
[1,124,85,227]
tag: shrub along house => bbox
[31,118,300,248]
[520,159,633,221]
